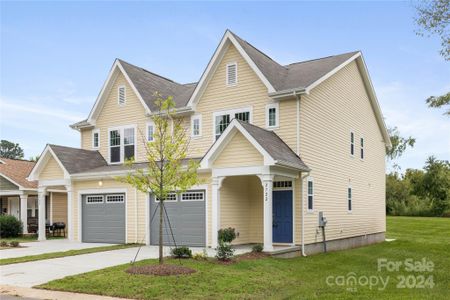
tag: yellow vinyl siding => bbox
[51,192,67,225]
[81,73,150,162]
[71,179,146,243]
[189,44,298,157]
[40,156,65,180]
[220,175,263,245]
[299,61,386,245]
[214,132,263,167]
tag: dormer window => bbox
[118,86,126,106]
[226,63,237,86]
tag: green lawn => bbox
[0,235,65,243]
[0,244,139,265]
[39,217,450,299]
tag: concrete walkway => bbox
[0,285,128,300]
[0,245,251,288]
[0,239,115,259]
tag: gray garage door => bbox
[150,190,205,247]
[82,193,125,244]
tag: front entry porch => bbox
[211,167,300,252]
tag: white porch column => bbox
[211,176,224,248]
[19,194,28,234]
[38,187,47,241]
[261,174,274,252]
[65,185,73,241]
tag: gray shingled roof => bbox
[230,31,359,91]
[118,59,196,110]
[236,120,309,171]
[49,144,107,174]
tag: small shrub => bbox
[193,250,208,261]
[218,227,236,243]
[9,241,20,247]
[216,240,234,261]
[171,246,192,258]
[0,215,23,238]
[0,241,8,247]
[252,244,264,253]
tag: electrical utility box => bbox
[319,211,327,227]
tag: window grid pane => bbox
[124,128,134,145]
[110,130,120,146]
[269,108,276,127]
[156,193,177,202]
[86,195,104,204]
[235,111,249,123]
[181,192,204,201]
[93,133,99,148]
[148,125,154,141]
[106,195,124,203]
[193,119,200,136]
[215,114,230,139]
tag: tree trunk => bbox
[159,200,164,264]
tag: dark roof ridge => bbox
[285,51,360,67]
[117,58,183,86]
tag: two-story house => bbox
[28,30,390,254]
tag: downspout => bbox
[135,188,138,243]
[301,172,310,257]
[296,94,300,155]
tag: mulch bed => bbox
[215,251,269,265]
[126,264,196,276]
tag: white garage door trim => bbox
[147,184,209,247]
[77,188,128,243]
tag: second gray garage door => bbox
[150,190,205,247]
[82,193,125,244]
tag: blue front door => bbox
[273,190,293,243]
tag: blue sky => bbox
[1,1,449,171]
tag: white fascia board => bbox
[0,173,23,190]
[200,119,276,169]
[28,145,70,181]
[87,60,151,124]
[187,30,276,109]
[304,52,362,94]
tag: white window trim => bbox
[347,185,353,213]
[191,114,202,138]
[350,130,355,158]
[226,62,237,86]
[146,121,155,142]
[181,191,205,202]
[360,135,365,161]
[107,124,137,164]
[106,194,125,204]
[266,103,279,129]
[86,195,104,204]
[212,106,253,142]
[92,129,100,149]
[118,85,126,106]
[155,192,177,202]
[307,177,314,213]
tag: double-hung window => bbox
[92,129,100,149]
[191,115,202,137]
[307,177,314,211]
[214,108,251,140]
[350,132,355,156]
[147,122,154,142]
[360,137,364,160]
[266,103,279,128]
[348,186,352,212]
[109,126,135,163]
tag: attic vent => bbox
[118,86,126,105]
[226,63,237,86]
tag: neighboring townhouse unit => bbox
[28,30,390,254]
[0,158,68,236]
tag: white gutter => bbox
[269,88,306,100]
[301,171,310,257]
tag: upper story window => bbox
[92,129,100,149]
[350,131,355,156]
[226,63,237,86]
[214,108,251,140]
[266,103,279,128]
[360,137,365,160]
[118,86,126,106]
[307,177,314,211]
[109,126,135,164]
[147,122,154,142]
[191,114,202,137]
[348,186,352,212]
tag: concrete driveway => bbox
[0,245,251,287]
[0,239,115,259]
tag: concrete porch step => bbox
[267,246,302,258]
